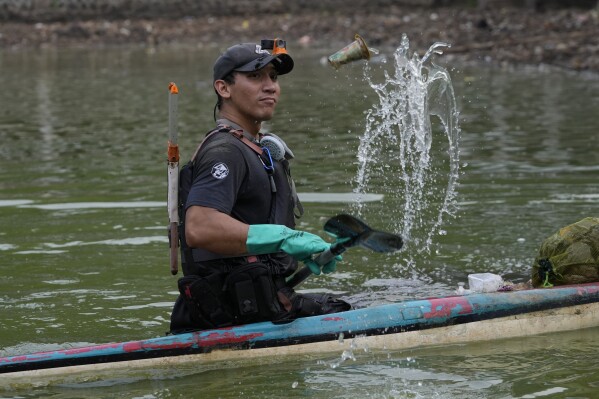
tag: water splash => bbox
[352,34,461,255]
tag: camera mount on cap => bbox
[261,38,287,55]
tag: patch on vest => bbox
[211,162,229,179]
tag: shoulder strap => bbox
[280,159,304,219]
[228,129,264,155]
[190,125,230,162]
[191,125,264,163]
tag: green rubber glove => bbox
[246,224,330,261]
[303,254,342,275]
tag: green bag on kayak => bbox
[532,217,599,288]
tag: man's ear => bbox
[214,80,231,99]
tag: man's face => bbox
[227,64,280,122]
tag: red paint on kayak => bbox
[423,297,473,319]
[0,343,123,364]
[575,283,599,295]
[61,343,123,355]
[0,354,50,364]
[196,331,264,347]
[118,331,265,352]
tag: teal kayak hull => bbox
[2,282,599,377]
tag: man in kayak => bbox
[169,39,350,333]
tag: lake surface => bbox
[1,43,598,398]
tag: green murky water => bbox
[1,44,598,398]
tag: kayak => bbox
[2,282,599,387]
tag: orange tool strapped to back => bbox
[167,82,180,275]
[167,82,180,163]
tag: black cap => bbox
[213,43,294,82]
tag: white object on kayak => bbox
[468,273,503,293]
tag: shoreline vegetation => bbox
[1,3,598,72]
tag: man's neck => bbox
[218,110,261,138]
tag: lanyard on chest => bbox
[228,129,277,193]
[230,128,304,219]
